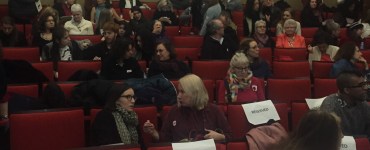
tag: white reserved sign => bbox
[172,139,216,150]
[340,136,356,150]
[305,97,326,110]
[242,100,280,125]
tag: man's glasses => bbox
[347,82,370,90]
[120,95,137,101]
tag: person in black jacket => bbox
[152,0,178,26]
[201,19,238,60]
[53,0,75,17]
[0,16,27,47]
[100,38,143,80]
[300,0,323,27]
[91,83,143,146]
[148,40,190,79]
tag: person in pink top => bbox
[276,19,306,48]
[219,52,265,104]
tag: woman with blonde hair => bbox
[219,52,265,103]
[143,74,231,142]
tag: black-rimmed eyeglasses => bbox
[347,82,370,90]
[120,95,137,101]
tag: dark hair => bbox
[104,83,132,111]
[312,31,330,46]
[206,19,223,35]
[131,6,143,14]
[42,82,67,108]
[245,0,259,18]
[111,38,132,60]
[304,0,322,9]
[102,21,119,33]
[1,16,21,46]
[239,38,255,52]
[336,70,364,93]
[347,23,364,43]
[53,26,68,43]
[38,12,56,32]
[97,9,114,31]
[280,110,342,150]
[333,42,357,62]
[1,16,16,28]
[155,40,177,60]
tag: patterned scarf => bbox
[112,107,139,144]
[226,69,253,103]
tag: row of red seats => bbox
[8,105,370,150]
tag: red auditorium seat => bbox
[231,11,243,27]
[339,28,347,40]
[365,38,370,49]
[361,49,370,62]
[313,78,337,98]
[7,84,39,98]
[165,26,180,38]
[42,82,79,99]
[57,61,101,81]
[10,109,85,150]
[272,61,310,79]
[291,103,309,129]
[32,62,54,81]
[144,2,157,10]
[227,142,249,150]
[179,26,192,35]
[171,80,215,102]
[305,38,313,45]
[192,61,229,80]
[0,5,8,19]
[142,9,154,20]
[311,61,334,78]
[274,48,307,61]
[70,35,102,45]
[355,137,370,150]
[138,60,147,72]
[267,79,311,105]
[173,36,204,48]
[227,103,289,140]
[175,48,200,61]
[3,47,40,62]
[259,47,272,66]
[301,28,318,38]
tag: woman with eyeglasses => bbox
[330,42,369,78]
[253,20,274,48]
[91,83,142,146]
[241,38,271,79]
[143,74,231,142]
[276,7,301,36]
[219,52,265,103]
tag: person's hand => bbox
[265,15,271,22]
[159,17,172,24]
[203,129,225,141]
[93,56,101,61]
[358,57,369,70]
[143,4,151,10]
[143,120,159,140]
[307,45,313,53]
[129,10,134,20]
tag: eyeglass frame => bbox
[120,95,137,101]
[346,81,370,90]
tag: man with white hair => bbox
[64,4,94,35]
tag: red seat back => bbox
[57,61,101,81]
[32,62,54,81]
[7,84,39,98]
[274,48,307,61]
[175,48,200,61]
[313,78,337,98]
[3,47,39,62]
[267,79,311,105]
[301,28,318,38]
[355,137,370,150]
[312,61,334,78]
[291,103,309,129]
[192,61,229,80]
[173,36,204,48]
[272,61,310,79]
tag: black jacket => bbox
[100,56,143,80]
[201,35,238,60]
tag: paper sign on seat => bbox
[242,100,280,125]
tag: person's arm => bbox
[91,111,121,145]
[275,35,283,48]
[111,8,123,21]
[90,7,96,23]
[87,22,95,35]
[143,120,159,141]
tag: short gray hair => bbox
[230,52,249,69]
[206,19,223,35]
[255,20,266,30]
[283,19,297,27]
[71,4,83,13]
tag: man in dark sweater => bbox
[320,70,370,141]
[200,19,238,60]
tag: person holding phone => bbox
[330,42,369,78]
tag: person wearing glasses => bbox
[241,38,271,79]
[218,52,265,103]
[320,70,370,140]
[143,74,231,142]
[330,42,369,78]
[253,20,274,48]
[91,83,142,146]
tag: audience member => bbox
[333,0,362,27]
[84,22,119,61]
[276,19,306,48]
[95,8,114,35]
[191,0,204,32]
[0,16,27,47]
[147,40,190,79]
[341,22,366,49]
[32,12,56,54]
[41,26,83,64]
[129,6,151,33]
[300,0,323,27]
[253,20,274,48]
[116,20,133,39]
[330,42,369,78]
[219,52,265,103]
[170,0,190,10]
[90,0,123,24]
[260,0,286,28]
[276,8,301,36]
[278,110,343,150]
[308,32,339,66]
[119,0,150,9]
[153,0,178,26]
[143,74,232,142]
[222,0,243,11]
[53,0,75,17]
[201,19,238,60]
[240,38,271,79]
[91,83,142,146]
[199,0,222,36]
[321,70,370,140]
[64,4,94,35]
[219,11,238,47]
[319,19,340,46]
[100,38,143,80]
[243,0,260,37]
